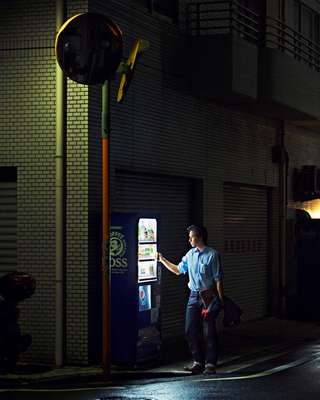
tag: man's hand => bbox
[155,252,180,276]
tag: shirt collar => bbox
[193,246,207,254]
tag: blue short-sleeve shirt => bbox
[178,247,223,291]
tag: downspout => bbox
[277,120,288,317]
[55,0,66,367]
[101,80,111,374]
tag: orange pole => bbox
[101,80,110,374]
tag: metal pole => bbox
[55,0,66,367]
[101,80,110,374]
[278,120,287,317]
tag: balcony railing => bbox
[186,0,260,44]
[186,0,320,71]
[265,16,320,72]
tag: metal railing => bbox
[186,0,261,44]
[186,0,320,72]
[265,16,320,72]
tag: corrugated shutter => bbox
[114,170,191,340]
[0,179,17,276]
[223,184,269,320]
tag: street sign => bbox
[55,13,123,85]
[117,39,149,103]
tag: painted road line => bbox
[198,354,320,382]
[218,349,298,373]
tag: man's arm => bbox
[157,252,181,276]
[216,280,225,306]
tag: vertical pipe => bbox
[55,0,66,367]
[196,3,200,36]
[229,0,232,35]
[278,120,287,317]
[101,80,110,374]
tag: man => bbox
[157,225,224,374]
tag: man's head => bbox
[187,225,208,248]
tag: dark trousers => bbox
[185,291,221,365]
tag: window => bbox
[134,0,179,22]
[294,1,320,42]
[293,1,320,68]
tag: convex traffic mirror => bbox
[55,13,123,85]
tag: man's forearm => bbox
[159,255,180,275]
[216,280,224,304]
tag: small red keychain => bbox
[201,308,209,319]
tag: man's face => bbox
[188,230,201,248]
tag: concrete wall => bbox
[260,47,320,120]
[190,34,258,103]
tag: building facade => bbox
[1,0,320,365]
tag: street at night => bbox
[1,339,320,399]
[2,1,320,399]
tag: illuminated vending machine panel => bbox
[138,218,157,284]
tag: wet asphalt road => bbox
[1,345,320,400]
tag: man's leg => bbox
[203,297,221,367]
[185,292,204,366]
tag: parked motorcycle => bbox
[0,272,36,373]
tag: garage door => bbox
[223,184,269,320]
[114,170,192,340]
[0,169,17,276]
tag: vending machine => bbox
[110,213,161,366]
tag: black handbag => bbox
[223,296,243,327]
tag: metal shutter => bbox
[114,170,191,340]
[223,184,269,320]
[0,179,17,276]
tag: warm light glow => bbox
[300,199,320,218]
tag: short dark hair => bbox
[187,225,208,245]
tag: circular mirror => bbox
[55,13,123,85]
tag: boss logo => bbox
[110,231,127,257]
[110,230,128,272]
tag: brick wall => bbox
[0,0,56,363]
[65,0,90,365]
[0,0,90,364]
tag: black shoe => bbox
[184,362,204,374]
[203,363,216,375]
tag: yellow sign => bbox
[117,39,150,102]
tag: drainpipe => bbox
[55,0,66,367]
[101,80,111,374]
[277,120,288,317]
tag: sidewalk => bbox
[1,317,320,388]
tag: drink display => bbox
[138,219,157,282]
[138,218,157,242]
[138,244,157,260]
[138,260,157,281]
[138,284,151,311]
